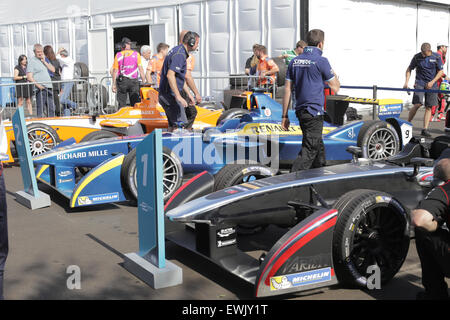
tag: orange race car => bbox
[1,86,224,162]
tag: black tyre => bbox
[120,147,183,203]
[80,130,118,143]
[214,163,276,235]
[27,123,61,156]
[357,121,400,160]
[272,57,286,87]
[87,84,109,113]
[216,108,250,126]
[214,163,275,191]
[74,62,89,79]
[332,189,410,287]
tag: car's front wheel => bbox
[357,121,400,160]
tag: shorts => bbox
[413,83,438,108]
[159,94,188,128]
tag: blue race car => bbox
[32,90,413,207]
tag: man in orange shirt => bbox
[112,37,146,107]
[255,45,279,92]
[149,42,170,88]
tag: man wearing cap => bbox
[404,42,444,137]
[112,37,146,108]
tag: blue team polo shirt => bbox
[409,52,443,86]
[159,44,189,96]
[286,46,335,116]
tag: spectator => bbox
[403,42,444,137]
[13,55,33,115]
[27,44,56,118]
[158,31,199,132]
[112,37,146,108]
[0,158,7,300]
[150,42,170,88]
[245,43,260,75]
[44,45,62,116]
[279,40,307,66]
[282,29,340,172]
[411,158,450,300]
[140,45,153,83]
[255,45,279,93]
[56,48,77,116]
[431,42,449,122]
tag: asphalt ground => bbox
[1,106,449,301]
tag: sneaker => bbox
[438,113,446,120]
[421,129,432,137]
[430,116,440,122]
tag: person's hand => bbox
[112,84,117,93]
[402,83,408,89]
[195,93,202,104]
[187,94,196,106]
[176,96,188,108]
[426,81,434,90]
[281,117,290,131]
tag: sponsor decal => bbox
[217,239,237,248]
[56,149,108,161]
[375,195,391,203]
[58,170,72,177]
[224,189,239,195]
[264,108,272,117]
[139,201,152,213]
[58,178,74,184]
[270,267,332,291]
[77,192,119,206]
[217,227,236,238]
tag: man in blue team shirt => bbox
[281,29,340,172]
[158,31,200,132]
[403,42,444,137]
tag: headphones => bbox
[183,31,198,48]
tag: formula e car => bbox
[32,90,412,208]
[164,135,450,297]
[1,86,223,162]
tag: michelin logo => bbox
[77,192,120,206]
[270,267,332,291]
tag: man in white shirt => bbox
[140,45,153,84]
[56,48,77,116]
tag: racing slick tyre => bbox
[27,123,61,156]
[214,163,276,235]
[80,130,118,142]
[332,189,410,288]
[216,108,251,126]
[357,121,400,160]
[120,147,183,204]
[74,62,89,79]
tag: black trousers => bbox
[415,227,450,299]
[117,78,140,108]
[291,108,326,172]
[0,172,8,300]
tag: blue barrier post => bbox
[12,107,51,209]
[123,129,182,289]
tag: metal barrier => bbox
[0,78,101,121]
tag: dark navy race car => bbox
[165,135,450,297]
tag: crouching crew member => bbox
[158,31,200,132]
[112,37,146,108]
[412,158,450,300]
[281,29,340,172]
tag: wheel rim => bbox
[28,129,58,156]
[162,153,181,199]
[349,206,407,283]
[366,128,398,160]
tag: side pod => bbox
[255,208,339,297]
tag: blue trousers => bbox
[36,87,55,118]
[0,171,8,300]
[60,82,77,116]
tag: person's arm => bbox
[13,68,26,81]
[426,70,444,89]
[185,70,201,104]
[27,72,44,90]
[167,69,187,107]
[403,67,412,89]
[138,65,146,83]
[327,75,340,94]
[264,60,280,76]
[411,209,438,232]
[281,80,291,131]
[41,58,55,73]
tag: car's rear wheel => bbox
[357,121,400,160]
[332,189,410,287]
[80,130,118,142]
[120,147,183,204]
[27,123,61,156]
[216,108,250,126]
